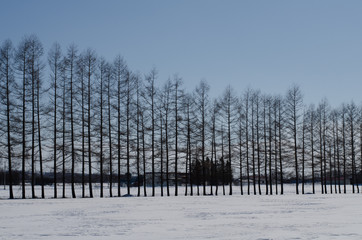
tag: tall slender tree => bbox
[308,105,316,194]
[64,44,78,198]
[221,86,237,195]
[244,90,251,195]
[346,102,358,193]
[135,74,142,197]
[35,53,45,198]
[173,75,183,196]
[124,70,134,196]
[161,80,172,196]
[105,62,114,197]
[237,97,244,195]
[277,96,284,194]
[145,68,157,196]
[28,36,44,199]
[113,55,126,197]
[85,48,97,198]
[285,85,303,195]
[263,96,269,195]
[98,58,106,198]
[48,43,62,198]
[0,40,15,199]
[15,37,30,199]
[76,54,86,198]
[60,60,67,198]
[194,80,210,195]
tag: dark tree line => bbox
[1,36,362,199]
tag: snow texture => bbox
[1,184,362,239]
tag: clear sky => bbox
[1,0,362,107]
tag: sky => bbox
[1,0,362,107]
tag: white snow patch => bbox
[1,185,362,239]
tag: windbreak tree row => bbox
[1,36,361,199]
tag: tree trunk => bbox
[69,50,76,199]
[87,57,93,198]
[31,56,36,199]
[342,109,346,193]
[81,67,85,198]
[100,67,104,198]
[62,73,66,198]
[21,49,27,199]
[263,100,268,195]
[245,94,250,195]
[268,101,273,195]
[142,113,147,197]
[278,100,284,195]
[160,110,164,197]
[36,70,44,198]
[3,44,14,199]
[108,72,113,197]
[310,110,315,194]
[53,54,58,198]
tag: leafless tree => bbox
[173,75,183,196]
[144,68,157,196]
[194,80,210,195]
[48,43,62,198]
[64,44,78,198]
[113,55,127,197]
[285,85,303,194]
[0,40,15,199]
[84,48,97,198]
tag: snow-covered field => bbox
[1,184,362,239]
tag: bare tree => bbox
[48,43,62,198]
[244,90,251,195]
[210,100,219,195]
[285,85,303,195]
[277,96,284,194]
[267,97,273,195]
[97,58,107,198]
[141,103,147,197]
[135,74,142,197]
[263,96,269,195]
[301,109,306,194]
[220,86,237,195]
[183,93,194,195]
[346,102,359,193]
[159,99,164,197]
[76,54,86,197]
[60,59,67,198]
[35,49,45,198]
[113,55,127,197]
[105,62,114,197]
[160,79,172,196]
[173,75,183,196]
[144,68,157,196]
[15,37,30,199]
[308,105,316,194]
[64,44,78,198]
[255,92,261,195]
[0,40,15,199]
[84,48,97,198]
[27,35,44,199]
[251,92,257,195]
[342,104,347,194]
[317,99,329,194]
[237,96,244,195]
[333,109,341,194]
[194,80,210,195]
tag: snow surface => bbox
[1,185,362,239]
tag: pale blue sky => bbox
[1,0,362,106]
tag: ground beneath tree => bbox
[1,185,362,239]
